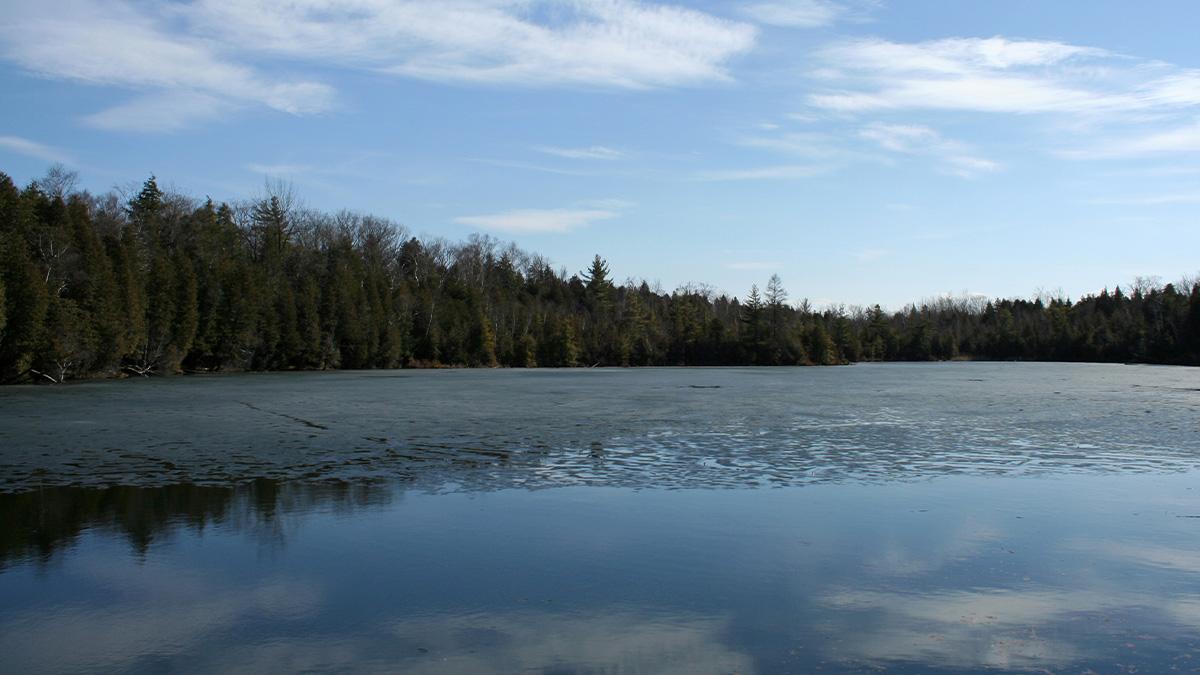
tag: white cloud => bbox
[1088,193,1200,206]
[808,37,1200,116]
[455,208,618,233]
[740,131,841,158]
[859,122,999,177]
[853,248,889,262]
[0,135,74,164]
[743,0,846,28]
[536,145,626,160]
[0,0,755,131]
[183,0,756,89]
[695,164,830,180]
[581,197,638,209]
[944,154,1001,175]
[84,92,238,133]
[859,123,939,152]
[725,260,780,270]
[1058,119,1200,159]
[0,1,335,131]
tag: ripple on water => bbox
[0,363,1198,492]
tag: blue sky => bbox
[1,0,1198,308]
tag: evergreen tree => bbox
[519,333,538,368]
[1189,284,1200,358]
[0,231,49,381]
[35,296,86,382]
[806,321,838,365]
[141,254,177,372]
[3,165,1197,382]
[0,273,6,340]
[127,175,164,249]
[468,308,498,367]
[543,318,579,367]
[740,285,765,363]
[581,255,612,297]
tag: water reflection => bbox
[3,365,1200,673]
[0,570,322,674]
[1,475,1199,673]
[0,480,393,568]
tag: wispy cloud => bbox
[84,92,238,133]
[580,198,637,209]
[725,261,780,270]
[739,131,842,158]
[467,158,594,177]
[0,135,74,164]
[535,145,626,160]
[742,0,875,28]
[808,37,1200,116]
[183,0,755,90]
[854,248,890,262]
[859,123,999,177]
[0,1,334,131]
[0,0,755,131]
[1087,192,1200,206]
[695,164,830,181]
[455,208,618,234]
[1057,119,1200,159]
[743,0,845,27]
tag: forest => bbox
[0,166,1197,383]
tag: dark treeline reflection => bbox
[2,166,1199,383]
[0,480,392,568]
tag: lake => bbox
[2,363,1200,673]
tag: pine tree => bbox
[109,227,146,367]
[251,196,290,262]
[581,255,611,296]
[173,251,199,365]
[0,234,49,380]
[127,175,164,249]
[740,285,765,363]
[468,308,498,367]
[544,318,579,367]
[519,333,537,368]
[806,321,838,365]
[294,274,324,368]
[1188,283,1200,358]
[35,296,86,382]
[67,197,121,372]
[832,316,860,362]
[0,273,6,340]
[142,255,177,372]
[765,274,788,336]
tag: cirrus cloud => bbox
[808,36,1200,116]
[0,0,756,132]
[455,208,618,234]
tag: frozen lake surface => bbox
[2,363,1200,673]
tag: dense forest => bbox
[0,166,1197,383]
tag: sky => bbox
[1,0,1198,308]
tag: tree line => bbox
[1,167,1197,383]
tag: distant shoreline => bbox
[8,357,1198,388]
[3,170,1197,385]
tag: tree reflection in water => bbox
[0,479,395,568]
